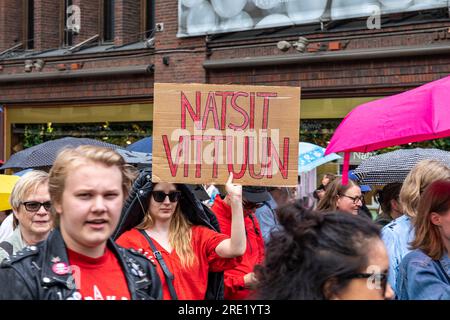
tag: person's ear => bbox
[53,202,63,215]
[12,208,19,218]
[323,278,340,300]
[430,212,441,226]
[335,194,342,206]
[391,198,401,211]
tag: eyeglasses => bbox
[243,200,264,210]
[152,191,182,203]
[21,201,52,212]
[339,194,364,204]
[345,272,388,295]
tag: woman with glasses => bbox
[396,179,450,300]
[255,202,394,300]
[0,146,161,300]
[316,177,364,216]
[0,170,52,263]
[116,173,246,300]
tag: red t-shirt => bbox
[116,226,238,300]
[67,247,131,300]
[211,195,265,300]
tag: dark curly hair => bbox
[254,201,381,300]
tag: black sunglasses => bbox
[21,201,52,212]
[152,191,182,203]
[243,200,264,209]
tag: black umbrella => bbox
[115,149,152,169]
[353,148,450,185]
[0,137,123,170]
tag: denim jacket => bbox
[255,196,280,244]
[396,249,450,300]
[381,215,415,295]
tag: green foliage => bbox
[17,122,153,149]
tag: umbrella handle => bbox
[342,152,350,185]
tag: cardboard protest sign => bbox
[152,83,300,186]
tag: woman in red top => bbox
[116,173,246,300]
[211,186,267,300]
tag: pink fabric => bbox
[342,152,350,185]
[325,75,450,155]
[325,76,450,184]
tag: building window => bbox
[12,122,152,150]
[142,0,154,39]
[63,0,74,47]
[103,0,115,42]
[24,0,34,49]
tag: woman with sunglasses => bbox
[255,202,394,300]
[396,180,450,300]
[0,146,161,300]
[0,170,52,263]
[317,177,364,216]
[116,173,246,300]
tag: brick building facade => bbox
[1,0,450,163]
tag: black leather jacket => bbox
[0,228,162,300]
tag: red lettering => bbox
[263,137,272,178]
[267,137,290,179]
[214,91,233,130]
[248,136,264,180]
[249,92,255,130]
[257,92,277,129]
[227,136,248,179]
[162,135,187,177]
[205,135,227,179]
[201,92,220,130]
[228,92,249,131]
[181,91,202,129]
[191,136,204,178]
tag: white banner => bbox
[178,0,447,37]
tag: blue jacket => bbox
[396,249,450,300]
[381,215,415,295]
[255,195,280,244]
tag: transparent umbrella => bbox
[298,142,341,174]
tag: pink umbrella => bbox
[325,75,450,184]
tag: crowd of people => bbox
[0,145,449,300]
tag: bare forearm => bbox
[216,200,246,257]
[216,173,246,258]
[228,201,246,256]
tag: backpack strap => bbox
[263,201,278,225]
[138,230,178,300]
[247,212,260,236]
[0,241,13,256]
